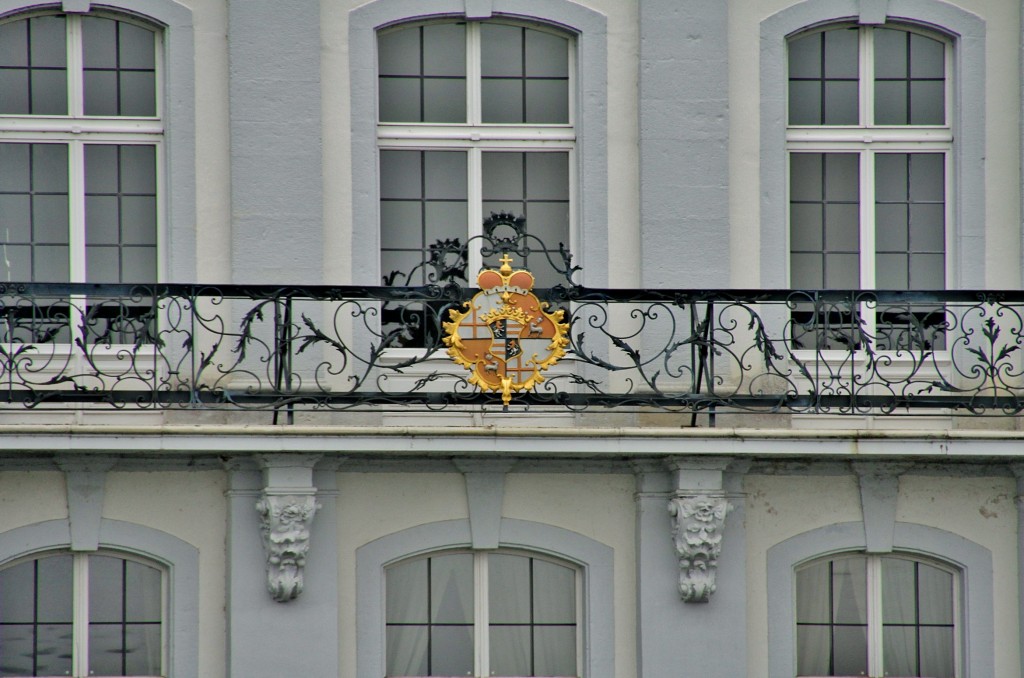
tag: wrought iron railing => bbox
[3,281,1024,417]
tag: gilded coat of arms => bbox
[443,254,569,407]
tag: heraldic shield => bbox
[443,254,569,407]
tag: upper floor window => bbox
[385,551,579,677]
[796,553,957,677]
[0,551,164,677]
[0,11,161,285]
[787,25,951,350]
[377,21,573,346]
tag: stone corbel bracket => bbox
[257,455,322,603]
[666,458,734,603]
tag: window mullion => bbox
[467,147,483,273]
[866,556,884,678]
[861,27,873,127]
[67,15,84,118]
[466,23,482,127]
[72,553,90,678]
[475,552,488,678]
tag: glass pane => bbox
[30,68,67,115]
[883,625,918,677]
[909,252,944,289]
[911,32,944,78]
[788,80,821,125]
[431,625,473,676]
[824,154,858,201]
[33,143,68,193]
[121,196,158,245]
[0,143,30,192]
[483,152,525,200]
[525,202,570,250]
[876,252,907,288]
[84,70,118,116]
[378,27,419,75]
[481,23,522,78]
[790,153,823,202]
[33,195,70,242]
[832,558,866,624]
[386,626,428,677]
[875,28,907,79]
[430,553,473,624]
[120,70,157,117]
[379,77,421,122]
[422,23,465,76]
[89,555,125,623]
[423,202,467,245]
[35,623,72,676]
[82,16,117,68]
[118,22,156,70]
[85,144,119,194]
[123,624,161,676]
[832,625,868,676]
[386,558,428,624]
[2,246,31,280]
[0,20,28,67]
[490,625,530,677]
[482,78,524,124]
[116,246,158,283]
[918,563,954,624]
[876,153,908,202]
[0,625,34,675]
[489,554,530,624]
[823,81,857,125]
[526,153,569,200]
[120,145,156,194]
[0,70,29,114]
[0,195,31,241]
[423,78,465,123]
[825,252,859,287]
[36,555,72,623]
[882,557,916,624]
[34,245,69,281]
[29,16,65,68]
[790,252,822,288]
[824,204,858,251]
[533,560,575,624]
[796,561,830,623]
[125,560,161,623]
[380,150,422,200]
[788,33,821,79]
[910,80,944,124]
[823,29,857,78]
[88,623,123,676]
[875,204,908,251]
[526,29,568,77]
[534,626,576,677]
[909,204,945,251]
[790,200,824,251]
[796,625,830,676]
[424,151,467,199]
[526,78,569,124]
[0,561,35,624]
[875,80,908,125]
[381,202,422,252]
[910,153,944,202]
[920,626,956,677]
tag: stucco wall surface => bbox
[0,472,67,530]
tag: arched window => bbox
[786,24,951,349]
[384,550,579,678]
[0,550,164,677]
[795,552,958,678]
[376,19,574,346]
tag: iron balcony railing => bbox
[2,281,1024,417]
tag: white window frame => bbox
[376,19,577,282]
[0,549,167,678]
[785,24,953,366]
[0,9,164,356]
[795,552,961,678]
[385,549,583,678]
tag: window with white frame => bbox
[0,551,164,677]
[787,25,950,350]
[377,20,573,346]
[385,551,579,677]
[795,553,958,678]
[0,11,160,343]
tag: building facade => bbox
[0,0,1022,676]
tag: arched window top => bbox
[385,549,580,678]
[0,549,165,677]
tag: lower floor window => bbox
[385,551,579,677]
[0,551,164,677]
[796,553,957,677]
